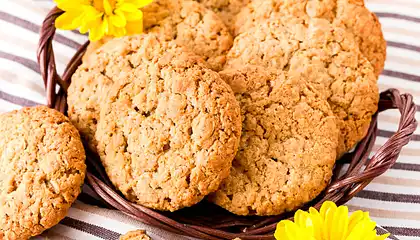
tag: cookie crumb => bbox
[120,230,151,240]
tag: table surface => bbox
[0,0,419,239]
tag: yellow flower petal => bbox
[320,201,337,218]
[122,9,143,21]
[54,0,89,11]
[294,210,305,227]
[89,22,105,41]
[118,2,140,12]
[109,12,127,27]
[80,16,100,33]
[309,207,324,240]
[376,233,390,240]
[345,226,364,240]
[102,17,110,34]
[103,0,113,15]
[283,220,300,239]
[126,0,153,8]
[79,24,89,34]
[367,230,381,240]
[274,221,288,240]
[108,23,126,37]
[321,201,337,240]
[115,27,127,37]
[73,14,86,29]
[83,6,103,20]
[294,210,314,235]
[331,206,349,240]
[89,17,109,41]
[363,212,374,223]
[79,6,103,33]
[349,210,364,233]
[55,11,83,30]
[365,220,377,233]
[92,0,105,11]
[125,20,143,35]
[89,27,104,41]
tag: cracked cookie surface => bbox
[209,66,338,216]
[145,0,233,71]
[94,38,242,211]
[83,0,233,71]
[119,230,151,240]
[226,19,379,155]
[0,106,86,240]
[234,0,386,76]
[69,34,183,153]
[193,0,251,31]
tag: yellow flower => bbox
[274,201,390,240]
[54,0,152,41]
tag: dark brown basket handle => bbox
[37,7,89,113]
[325,89,417,201]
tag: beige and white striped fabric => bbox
[0,0,418,239]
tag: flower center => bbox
[92,0,117,12]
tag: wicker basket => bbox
[37,7,417,240]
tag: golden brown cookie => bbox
[82,36,113,65]
[194,0,251,31]
[120,230,151,240]
[145,0,233,71]
[0,106,86,240]
[209,66,338,216]
[69,34,180,153]
[94,36,242,212]
[83,0,233,71]
[234,0,386,76]
[225,19,379,156]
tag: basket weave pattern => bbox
[37,7,417,240]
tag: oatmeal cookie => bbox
[95,40,241,211]
[209,66,338,216]
[194,0,251,30]
[234,0,386,76]
[82,36,113,65]
[225,19,379,155]
[68,34,182,152]
[144,0,233,71]
[0,106,86,240]
[120,230,151,240]
[83,0,232,71]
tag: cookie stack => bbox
[68,0,385,217]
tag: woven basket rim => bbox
[36,7,417,240]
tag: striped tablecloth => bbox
[0,0,419,239]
